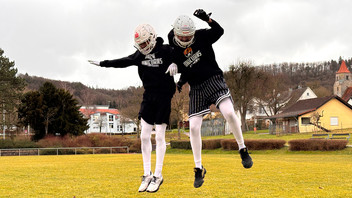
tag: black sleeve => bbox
[99,51,140,68]
[168,29,176,48]
[178,72,189,87]
[204,19,224,44]
[169,46,178,66]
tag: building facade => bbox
[334,61,352,97]
[269,96,352,134]
[79,105,137,134]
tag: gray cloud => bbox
[1,0,351,89]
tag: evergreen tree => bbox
[0,48,26,138]
[18,82,88,140]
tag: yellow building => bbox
[269,96,352,133]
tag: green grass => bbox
[0,151,352,197]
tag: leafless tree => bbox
[119,87,143,138]
[171,84,189,139]
[255,73,290,117]
[224,60,269,132]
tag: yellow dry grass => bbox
[0,153,351,198]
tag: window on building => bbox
[306,92,309,96]
[118,125,123,131]
[301,117,310,125]
[109,123,114,129]
[347,75,349,80]
[93,115,99,122]
[330,117,338,126]
[109,115,114,121]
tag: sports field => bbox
[0,151,351,197]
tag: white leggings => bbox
[140,119,166,177]
[189,97,245,168]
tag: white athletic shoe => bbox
[146,176,163,193]
[138,173,153,192]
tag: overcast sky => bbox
[1,0,351,90]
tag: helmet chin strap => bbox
[174,36,194,48]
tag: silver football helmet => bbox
[173,15,196,48]
[134,24,157,55]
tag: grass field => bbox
[1,150,352,197]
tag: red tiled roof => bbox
[79,108,120,116]
[336,61,350,74]
[342,87,352,102]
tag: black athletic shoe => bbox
[239,147,253,169]
[194,166,206,188]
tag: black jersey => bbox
[99,37,176,95]
[168,20,224,86]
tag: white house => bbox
[79,105,137,134]
[246,87,317,120]
[241,87,317,129]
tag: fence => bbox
[0,146,129,156]
[201,118,228,136]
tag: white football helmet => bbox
[173,15,196,48]
[134,24,157,55]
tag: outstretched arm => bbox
[88,51,140,68]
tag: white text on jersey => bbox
[142,53,163,67]
[183,50,202,67]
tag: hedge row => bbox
[0,134,152,153]
[1,136,348,152]
[288,139,348,151]
[170,140,192,150]
[0,138,38,149]
[170,139,286,150]
[171,139,348,151]
[221,139,286,150]
[169,139,224,150]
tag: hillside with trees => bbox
[257,57,352,97]
[20,73,141,110]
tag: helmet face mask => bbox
[134,24,157,55]
[173,15,196,48]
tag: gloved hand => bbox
[176,82,183,93]
[88,60,100,66]
[165,63,178,76]
[193,9,212,22]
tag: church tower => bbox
[333,61,352,97]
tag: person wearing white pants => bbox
[168,9,253,188]
[139,119,167,192]
[89,24,178,193]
